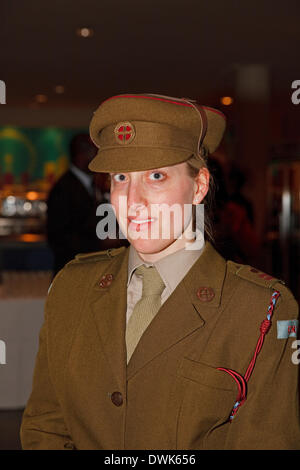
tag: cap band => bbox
[97,121,197,154]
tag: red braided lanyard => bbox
[217,290,281,422]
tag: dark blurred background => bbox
[0,0,299,449]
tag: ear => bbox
[192,167,210,205]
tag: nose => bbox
[127,180,148,215]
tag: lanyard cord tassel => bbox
[217,290,281,422]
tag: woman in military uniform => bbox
[21,93,300,450]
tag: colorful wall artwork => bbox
[0,126,87,188]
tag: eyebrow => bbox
[147,167,169,172]
[110,168,171,177]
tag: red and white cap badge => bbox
[114,121,136,145]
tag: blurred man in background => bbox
[46,133,102,276]
[208,156,260,266]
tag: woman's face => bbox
[110,161,209,256]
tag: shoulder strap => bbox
[73,246,126,263]
[227,260,285,289]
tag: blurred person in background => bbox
[47,134,105,275]
[228,164,254,224]
[208,157,260,266]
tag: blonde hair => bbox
[185,159,216,244]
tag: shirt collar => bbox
[127,239,206,292]
[69,164,93,193]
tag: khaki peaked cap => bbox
[89,93,226,173]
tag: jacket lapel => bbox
[127,242,227,379]
[90,247,129,390]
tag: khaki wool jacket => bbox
[20,241,300,450]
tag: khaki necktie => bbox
[126,265,165,364]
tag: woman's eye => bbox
[113,174,126,182]
[149,172,164,181]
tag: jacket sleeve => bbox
[20,294,75,450]
[220,288,300,450]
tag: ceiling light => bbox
[221,96,233,106]
[77,27,94,38]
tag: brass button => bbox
[111,391,123,406]
[196,286,215,302]
[64,441,75,449]
[99,274,114,288]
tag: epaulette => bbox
[227,260,285,290]
[72,246,126,263]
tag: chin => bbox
[129,238,175,254]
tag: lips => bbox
[127,216,156,232]
[129,218,154,224]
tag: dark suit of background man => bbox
[46,134,102,276]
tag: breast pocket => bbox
[175,357,238,450]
